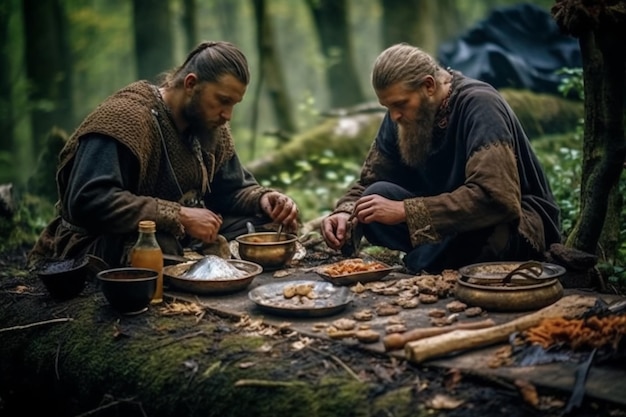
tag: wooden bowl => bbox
[37,257,90,300]
[235,232,297,270]
[97,267,157,314]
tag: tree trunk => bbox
[0,2,12,154]
[247,90,583,179]
[305,0,365,109]
[251,0,297,154]
[132,0,174,82]
[22,0,73,149]
[181,0,198,52]
[381,0,433,51]
[247,113,383,180]
[434,0,464,45]
[553,2,626,257]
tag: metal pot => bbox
[454,261,565,311]
[235,232,298,270]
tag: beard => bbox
[182,89,222,139]
[397,97,438,169]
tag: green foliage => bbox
[0,151,13,184]
[532,130,583,235]
[260,149,362,221]
[0,193,54,253]
[556,68,584,100]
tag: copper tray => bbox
[248,280,354,317]
[164,259,262,295]
[315,260,400,286]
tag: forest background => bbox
[1,0,624,288]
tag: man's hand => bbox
[179,206,223,243]
[320,212,351,250]
[354,194,405,224]
[260,191,299,231]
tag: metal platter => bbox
[164,259,262,295]
[314,259,400,286]
[455,261,565,311]
[248,280,354,317]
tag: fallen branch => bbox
[234,379,307,388]
[73,397,146,417]
[0,317,73,333]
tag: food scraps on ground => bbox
[332,318,357,331]
[353,309,373,321]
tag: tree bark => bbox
[305,0,365,109]
[132,0,174,82]
[552,1,626,256]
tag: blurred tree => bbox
[0,1,12,155]
[132,0,174,82]
[381,0,462,54]
[181,0,198,52]
[22,0,73,149]
[251,0,297,154]
[304,0,365,109]
[552,1,626,259]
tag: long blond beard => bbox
[397,98,438,169]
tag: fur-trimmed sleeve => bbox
[405,143,522,246]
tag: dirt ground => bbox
[1,244,625,417]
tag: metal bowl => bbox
[163,259,262,295]
[235,232,297,270]
[455,261,565,311]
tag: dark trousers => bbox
[360,181,540,274]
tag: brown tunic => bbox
[333,72,561,266]
[29,81,270,267]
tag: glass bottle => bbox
[130,220,163,304]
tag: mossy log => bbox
[0,274,422,417]
[247,90,583,179]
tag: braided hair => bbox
[161,41,250,88]
[372,43,446,91]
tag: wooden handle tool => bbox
[405,295,597,363]
[383,319,496,351]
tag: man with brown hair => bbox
[321,43,561,274]
[30,41,299,267]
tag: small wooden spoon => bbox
[275,224,284,242]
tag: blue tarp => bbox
[437,3,582,96]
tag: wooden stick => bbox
[405,295,597,363]
[382,318,496,351]
[0,317,73,334]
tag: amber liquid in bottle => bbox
[130,220,164,304]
